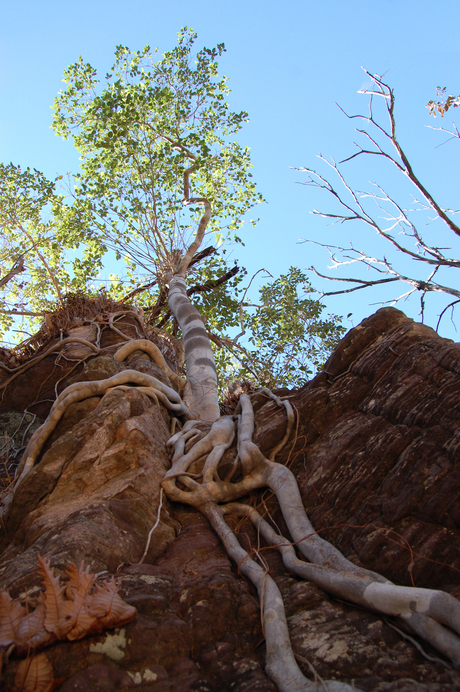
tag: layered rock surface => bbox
[1,307,459,691]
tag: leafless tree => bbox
[296,69,460,331]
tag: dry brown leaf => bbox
[0,591,25,647]
[0,554,137,663]
[64,603,98,641]
[63,561,98,641]
[37,557,70,639]
[15,653,54,692]
[15,598,49,650]
[87,578,137,629]
[65,562,95,594]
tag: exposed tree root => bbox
[224,503,460,668]
[139,487,164,564]
[114,339,186,393]
[164,393,460,679]
[3,338,460,692]
[108,311,144,341]
[21,369,190,479]
[0,369,192,518]
[201,502,360,692]
[0,338,100,397]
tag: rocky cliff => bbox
[0,307,459,691]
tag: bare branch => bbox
[436,299,460,332]
[0,309,46,317]
[309,266,398,297]
[361,70,460,238]
[297,70,460,323]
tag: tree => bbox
[1,44,460,692]
[0,29,344,387]
[296,70,460,331]
[0,163,100,337]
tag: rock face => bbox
[1,307,460,691]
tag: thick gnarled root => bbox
[0,369,192,518]
[114,339,186,393]
[224,503,460,669]
[202,502,361,692]
[17,370,191,483]
[164,392,460,670]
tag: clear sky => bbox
[2,0,459,340]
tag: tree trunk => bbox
[1,305,460,691]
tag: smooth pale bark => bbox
[202,502,361,692]
[167,274,220,422]
[164,393,460,669]
[114,339,186,392]
[225,503,460,668]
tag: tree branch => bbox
[0,309,46,317]
[297,70,460,321]
[187,265,239,296]
[0,257,26,290]
[178,196,212,276]
[361,70,460,239]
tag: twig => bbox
[383,617,451,669]
[138,488,164,564]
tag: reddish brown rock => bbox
[1,307,460,691]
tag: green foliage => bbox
[0,30,345,389]
[213,268,346,390]
[187,255,244,334]
[0,164,103,341]
[51,28,263,274]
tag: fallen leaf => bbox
[37,557,70,639]
[15,653,54,692]
[0,555,137,661]
[15,596,49,650]
[0,591,25,647]
[63,562,98,640]
[65,562,95,595]
[87,578,137,629]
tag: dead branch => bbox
[297,69,460,328]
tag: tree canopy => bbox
[0,29,345,388]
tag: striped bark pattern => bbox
[168,274,220,423]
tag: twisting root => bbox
[111,385,160,407]
[0,369,192,519]
[0,338,100,396]
[163,393,460,676]
[201,502,360,692]
[258,388,295,461]
[108,311,144,341]
[114,339,186,393]
[139,488,164,564]
[224,503,460,667]
[20,370,191,481]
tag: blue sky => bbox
[1,0,460,340]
